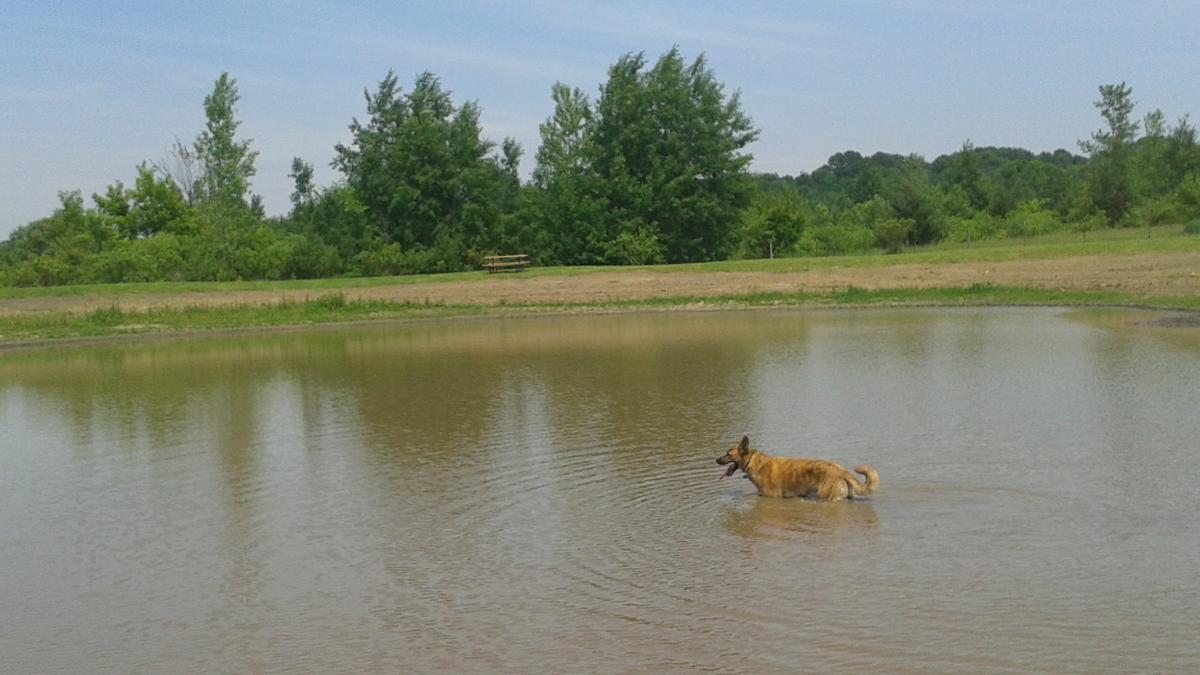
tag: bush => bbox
[1004,199,1061,238]
[1073,213,1107,240]
[94,235,187,283]
[873,218,913,254]
[1174,173,1200,219]
[285,234,342,279]
[945,212,1000,245]
[351,242,408,277]
[426,231,465,273]
[607,228,664,265]
[1126,196,1179,230]
[839,196,892,230]
[1184,219,1200,235]
[795,225,875,257]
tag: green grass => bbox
[598,285,1200,312]
[661,224,1199,274]
[1,225,1197,346]
[2,285,1197,347]
[0,294,481,343]
[1,224,1195,302]
[0,269,486,300]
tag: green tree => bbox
[588,48,759,263]
[739,191,808,258]
[333,70,510,270]
[307,185,372,267]
[874,218,913,254]
[492,137,524,251]
[523,82,609,264]
[886,157,943,245]
[848,166,884,203]
[941,141,987,209]
[289,157,315,209]
[195,73,258,207]
[123,165,186,238]
[532,84,593,188]
[1,191,111,285]
[1004,199,1060,238]
[1080,82,1139,224]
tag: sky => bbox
[3,0,1199,238]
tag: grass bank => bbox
[2,285,1196,349]
[0,294,479,344]
[1,225,1197,347]
[0,224,1195,302]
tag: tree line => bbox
[3,51,1199,286]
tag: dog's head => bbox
[716,435,755,479]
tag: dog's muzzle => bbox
[716,456,738,479]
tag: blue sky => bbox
[3,1,1198,237]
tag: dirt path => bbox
[2,251,1198,317]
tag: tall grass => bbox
[2,224,1195,301]
[3,284,1197,348]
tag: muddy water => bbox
[2,308,1198,673]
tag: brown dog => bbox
[716,435,878,501]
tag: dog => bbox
[716,435,878,501]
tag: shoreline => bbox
[2,286,1197,354]
[3,236,1199,351]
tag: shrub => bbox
[839,196,892,230]
[945,212,1000,245]
[1126,196,1179,230]
[285,234,342,279]
[1073,213,1107,240]
[94,235,187,282]
[794,225,874,257]
[351,242,407,277]
[1174,173,1200,219]
[311,292,348,309]
[1004,199,1060,238]
[607,228,664,265]
[873,218,914,254]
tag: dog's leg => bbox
[817,479,848,502]
[754,481,781,498]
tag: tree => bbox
[587,48,759,263]
[1165,116,1200,184]
[493,138,523,250]
[289,157,315,209]
[1080,82,1138,224]
[532,84,592,189]
[941,141,987,209]
[124,164,186,239]
[154,136,201,205]
[194,72,258,207]
[886,157,943,245]
[0,191,112,285]
[92,181,130,224]
[523,82,609,264]
[333,70,511,270]
[848,166,884,203]
[874,218,913,254]
[739,191,807,258]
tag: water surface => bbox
[2,308,1198,673]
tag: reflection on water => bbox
[723,494,879,542]
[1,308,1198,673]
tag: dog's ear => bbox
[739,435,750,453]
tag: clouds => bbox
[2,1,1199,237]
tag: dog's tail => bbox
[850,465,879,496]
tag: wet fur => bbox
[717,435,878,501]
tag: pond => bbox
[2,307,1198,672]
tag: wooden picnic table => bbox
[481,254,530,273]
